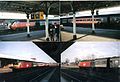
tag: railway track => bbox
[0,67,55,82]
[61,68,119,82]
[29,67,60,82]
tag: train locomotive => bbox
[13,61,33,69]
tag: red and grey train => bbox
[12,61,59,69]
[60,14,120,30]
[0,19,59,30]
[78,57,120,68]
[10,19,59,30]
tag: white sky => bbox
[61,42,120,62]
[0,12,55,19]
[61,6,120,18]
[0,5,120,19]
[0,12,27,19]
[0,42,56,63]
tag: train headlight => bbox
[26,64,29,67]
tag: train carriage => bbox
[60,14,120,30]
[0,19,59,31]
[78,57,120,68]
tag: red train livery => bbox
[78,61,91,67]
[10,22,35,30]
[13,62,32,69]
[72,18,101,24]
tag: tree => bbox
[74,57,79,65]
[65,58,70,65]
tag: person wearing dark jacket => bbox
[54,23,60,41]
[48,24,55,41]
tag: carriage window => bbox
[78,19,82,21]
[68,19,72,23]
[87,19,90,21]
[62,19,67,23]
[83,19,86,21]
[78,19,83,21]
[102,61,106,64]
[96,19,101,21]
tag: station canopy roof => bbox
[0,1,59,15]
[61,42,120,62]
[0,1,120,15]
[34,42,74,63]
[0,42,56,63]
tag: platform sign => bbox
[31,12,44,20]
[39,12,44,20]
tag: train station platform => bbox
[61,31,120,42]
[0,67,12,73]
[34,26,120,42]
[61,26,120,42]
[0,27,119,41]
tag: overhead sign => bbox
[31,12,44,20]
[39,12,44,20]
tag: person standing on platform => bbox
[54,23,60,41]
[48,24,55,41]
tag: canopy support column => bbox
[73,11,77,40]
[71,2,77,40]
[91,10,95,34]
[45,2,49,41]
[26,13,30,37]
[45,14,49,41]
[59,2,62,42]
